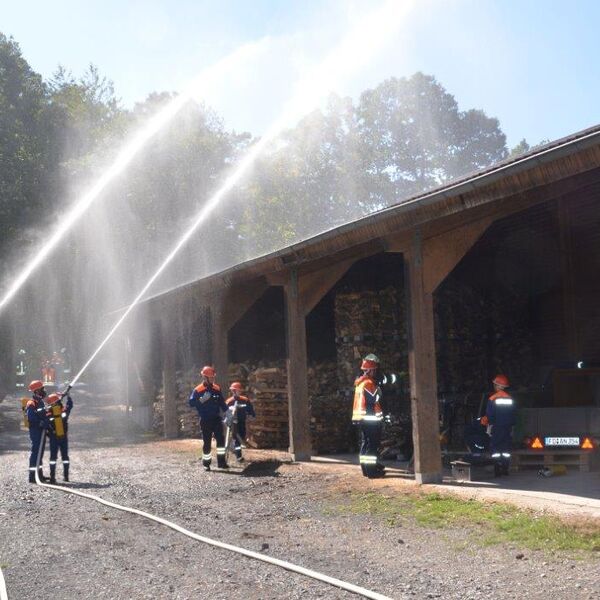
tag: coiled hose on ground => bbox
[22,432,394,600]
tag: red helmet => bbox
[46,393,61,405]
[28,380,44,392]
[360,354,380,371]
[229,382,243,391]
[201,365,216,377]
[493,374,510,388]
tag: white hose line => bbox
[0,564,8,600]
[33,450,391,599]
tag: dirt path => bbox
[1,393,598,600]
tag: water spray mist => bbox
[0,40,268,313]
[71,0,416,385]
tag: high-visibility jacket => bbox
[486,390,516,428]
[46,397,73,439]
[352,375,383,424]
[189,383,227,420]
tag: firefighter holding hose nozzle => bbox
[189,366,228,471]
[46,391,73,483]
[352,354,386,478]
[25,380,50,483]
[225,382,255,462]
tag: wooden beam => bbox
[422,217,492,294]
[219,279,269,330]
[285,268,312,461]
[162,319,179,439]
[405,231,443,484]
[299,258,355,316]
[558,198,579,358]
[211,303,229,387]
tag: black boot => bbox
[63,464,69,482]
[29,471,36,484]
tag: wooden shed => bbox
[132,125,600,484]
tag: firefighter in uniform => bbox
[482,374,516,476]
[46,392,73,483]
[225,382,255,462]
[189,366,228,471]
[352,354,385,478]
[25,380,50,483]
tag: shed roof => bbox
[145,123,600,305]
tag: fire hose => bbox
[31,431,392,600]
[0,564,8,600]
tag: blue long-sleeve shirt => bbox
[189,383,227,420]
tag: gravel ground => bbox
[1,392,598,600]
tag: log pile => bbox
[152,368,202,438]
[308,361,350,453]
[246,363,289,449]
[334,287,409,446]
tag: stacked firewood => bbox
[246,363,289,449]
[152,368,202,437]
[308,361,351,453]
[334,287,408,440]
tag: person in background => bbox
[189,366,228,471]
[481,374,516,476]
[352,354,385,478]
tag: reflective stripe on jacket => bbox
[486,391,516,428]
[352,375,383,423]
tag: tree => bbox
[356,73,508,206]
[0,34,53,249]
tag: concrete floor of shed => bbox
[311,454,600,519]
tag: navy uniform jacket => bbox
[225,395,255,422]
[26,397,49,431]
[486,391,516,428]
[189,382,227,420]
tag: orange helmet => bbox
[28,380,44,392]
[493,374,510,388]
[201,365,216,378]
[46,393,61,405]
[360,353,380,371]
[229,382,243,391]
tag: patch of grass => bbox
[332,491,600,554]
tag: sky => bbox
[3,0,600,148]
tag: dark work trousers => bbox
[490,425,512,475]
[234,421,247,459]
[200,416,227,468]
[29,428,46,481]
[358,422,383,478]
[49,435,70,481]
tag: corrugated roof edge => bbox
[142,122,600,304]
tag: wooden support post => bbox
[162,320,179,439]
[558,198,579,358]
[285,269,312,461]
[211,303,229,388]
[405,231,443,484]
